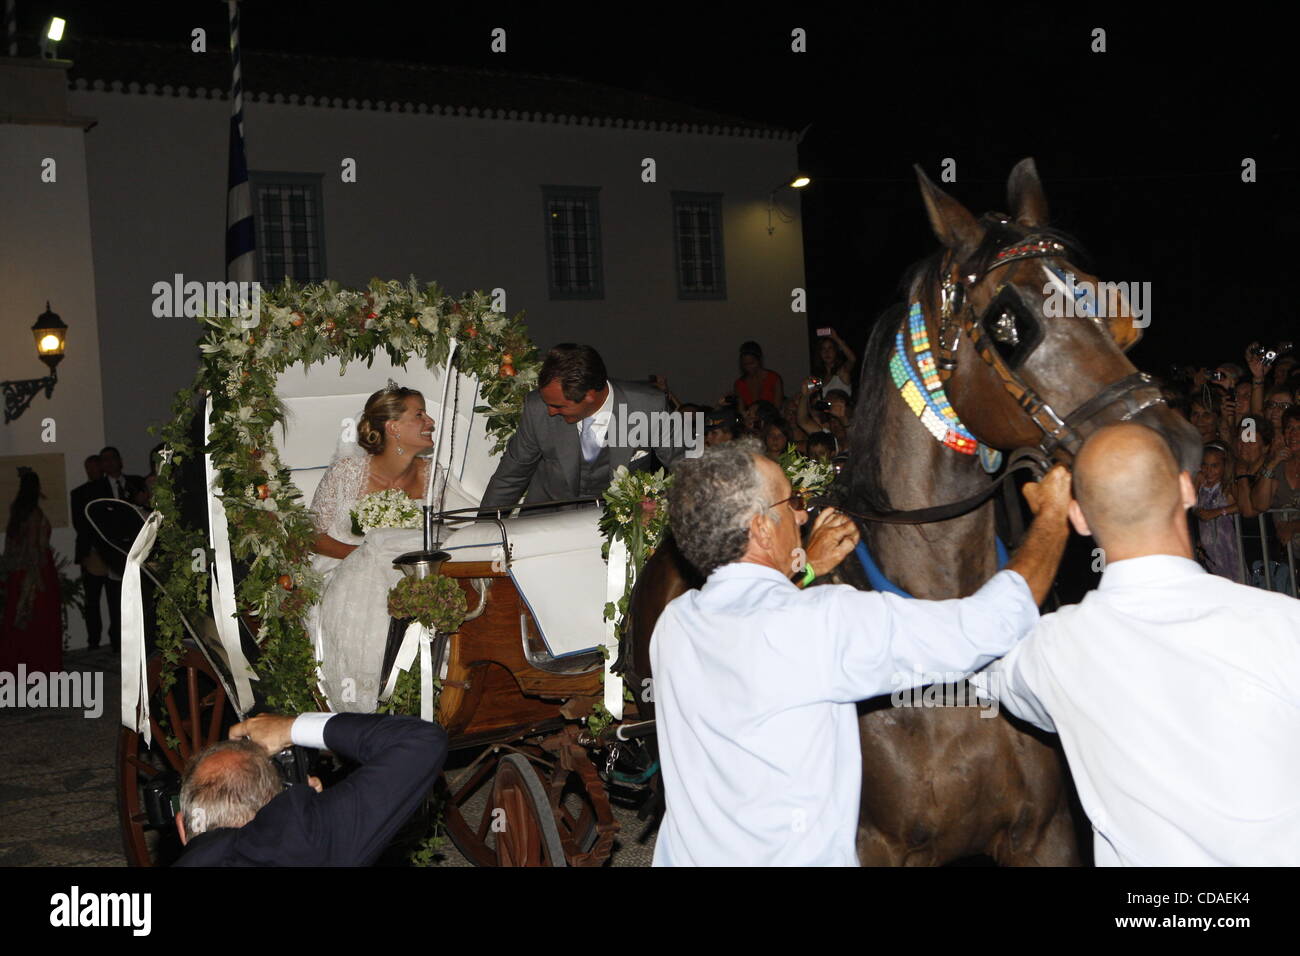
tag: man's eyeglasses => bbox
[767,493,808,513]
[1266,401,1294,411]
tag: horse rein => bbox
[818,447,1049,525]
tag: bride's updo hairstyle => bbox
[357,386,423,454]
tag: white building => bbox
[2,36,807,648]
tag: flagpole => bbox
[225,0,255,284]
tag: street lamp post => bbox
[3,302,68,424]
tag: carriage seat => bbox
[438,507,613,665]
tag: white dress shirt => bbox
[650,562,1038,866]
[577,381,615,454]
[291,712,336,749]
[971,554,1300,866]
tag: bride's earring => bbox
[391,427,404,456]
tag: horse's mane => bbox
[840,216,1088,514]
[841,302,906,513]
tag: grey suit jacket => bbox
[481,380,688,509]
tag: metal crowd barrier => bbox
[1230,508,1299,597]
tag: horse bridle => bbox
[828,221,1168,526]
[932,220,1165,463]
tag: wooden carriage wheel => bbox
[116,647,238,866]
[440,731,616,867]
[491,754,568,866]
[441,749,567,867]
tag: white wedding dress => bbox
[308,452,475,713]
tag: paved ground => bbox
[0,647,124,866]
[0,647,656,867]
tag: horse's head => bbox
[910,158,1201,474]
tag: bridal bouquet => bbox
[350,489,424,536]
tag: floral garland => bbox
[777,443,837,498]
[149,277,538,712]
[598,445,836,648]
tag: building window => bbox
[250,172,326,284]
[542,186,603,299]
[672,192,726,299]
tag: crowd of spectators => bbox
[653,333,856,471]
[1168,342,1299,589]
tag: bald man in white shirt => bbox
[972,423,1300,866]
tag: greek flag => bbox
[225,0,255,282]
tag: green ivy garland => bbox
[149,277,539,712]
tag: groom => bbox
[481,344,694,510]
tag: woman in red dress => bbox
[2,469,63,673]
[733,341,784,411]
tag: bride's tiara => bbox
[382,378,401,393]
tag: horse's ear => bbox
[914,165,982,258]
[1007,158,1049,228]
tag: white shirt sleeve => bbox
[291,712,336,749]
[969,634,1057,733]
[820,569,1040,703]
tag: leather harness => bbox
[833,220,1168,526]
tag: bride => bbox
[309,383,450,712]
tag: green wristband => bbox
[799,563,816,587]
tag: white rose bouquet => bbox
[350,489,424,536]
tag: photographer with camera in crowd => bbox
[174,712,447,867]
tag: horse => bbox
[628,158,1202,865]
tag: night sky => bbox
[15,2,1295,376]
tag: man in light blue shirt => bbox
[651,439,1072,866]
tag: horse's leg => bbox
[986,726,1082,867]
[856,825,910,866]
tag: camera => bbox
[806,377,823,393]
[1251,342,1294,365]
[1209,370,1228,382]
[812,398,832,412]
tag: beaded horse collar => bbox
[890,302,979,455]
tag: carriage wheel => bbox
[441,748,585,867]
[116,647,238,866]
[492,754,567,867]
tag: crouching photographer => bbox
[174,712,447,867]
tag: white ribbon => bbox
[120,511,162,744]
[204,394,258,713]
[604,537,629,720]
[419,628,434,723]
[426,338,459,507]
[379,619,436,722]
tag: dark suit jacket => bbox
[481,380,688,509]
[174,714,448,867]
[69,480,97,563]
[82,474,148,576]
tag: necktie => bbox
[579,416,602,464]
